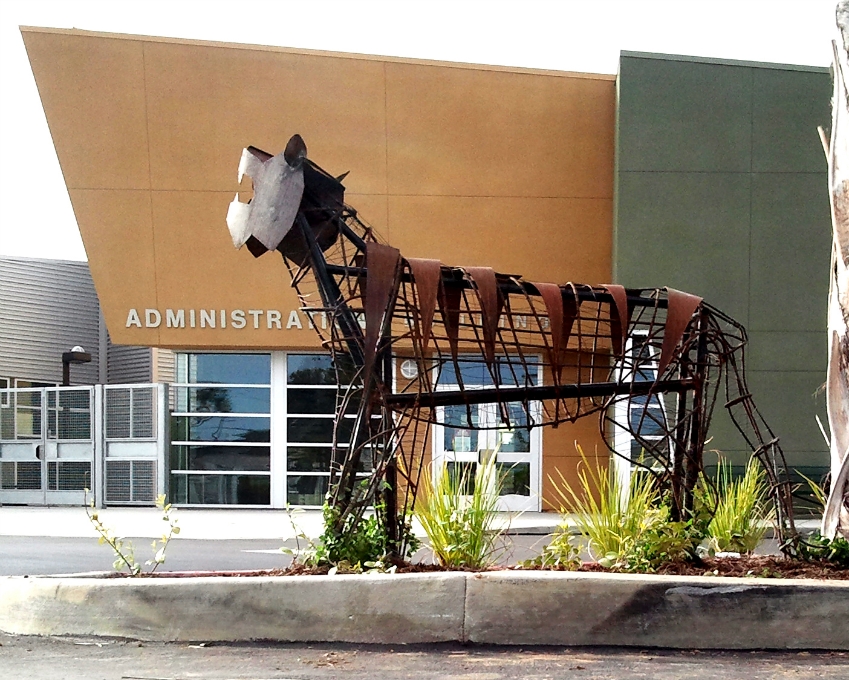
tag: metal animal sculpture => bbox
[227,134,799,557]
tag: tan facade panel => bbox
[385,62,615,200]
[22,27,614,351]
[22,32,150,191]
[387,195,612,284]
[142,41,389,196]
[68,189,160,346]
[541,416,606,511]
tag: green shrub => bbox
[706,457,772,554]
[318,503,389,566]
[549,448,692,572]
[283,500,419,571]
[791,472,849,567]
[800,531,849,567]
[415,455,507,569]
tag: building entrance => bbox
[432,358,542,512]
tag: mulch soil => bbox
[123,555,849,580]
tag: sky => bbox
[0,0,839,262]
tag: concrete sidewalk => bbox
[0,506,566,541]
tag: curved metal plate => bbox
[467,267,502,368]
[408,258,442,352]
[659,288,703,377]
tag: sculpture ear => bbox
[283,134,307,167]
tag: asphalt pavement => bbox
[0,505,557,575]
[2,635,848,680]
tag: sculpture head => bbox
[226,134,347,264]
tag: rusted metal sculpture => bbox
[227,134,799,557]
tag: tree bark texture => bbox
[822,0,849,539]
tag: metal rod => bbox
[298,215,366,366]
[384,378,697,409]
[324,264,669,309]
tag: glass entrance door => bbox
[433,359,541,512]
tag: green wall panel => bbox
[618,57,751,172]
[745,370,828,465]
[616,53,830,468]
[615,171,750,325]
[749,172,831,332]
[748,331,827,373]
[752,68,831,173]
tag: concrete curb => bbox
[1,571,847,649]
[465,571,849,649]
[0,573,466,644]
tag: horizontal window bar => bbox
[170,440,270,447]
[171,412,270,418]
[170,470,271,476]
[171,383,271,388]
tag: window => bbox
[285,354,370,506]
[171,353,271,505]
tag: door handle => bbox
[35,445,43,461]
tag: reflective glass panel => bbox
[287,388,336,415]
[286,446,372,472]
[498,462,531,496]
[287,353,358,385]
[629,406,666,436]
[174,387,270,414]
[171,416,270,443]
[287,446,332,472]
[287,417,353,444]
[437,357,538,388]
[171,445,270,472]
[287,354,335,385]
[171,473,270,505]
[182,354,270,385]
[287,475,329,506]
[443,405,479,451]
[496,403,532,453]
[446,462,477,495]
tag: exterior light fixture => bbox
[62,346,92,386]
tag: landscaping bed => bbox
[90,554,849,580]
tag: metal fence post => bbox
[93,384,104,509]
[156,383,168,499]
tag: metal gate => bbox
[0,387,94,505]
[0,384,167,507]
[102,384,165,506]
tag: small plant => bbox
[318,503,389,566]
[280,505,322,566]
[800,531,849,567]
[84,489,179,576]
[797,469,828,509]
[522,528,581,570]
[283,499,419,570]
[706,457,772,554]
[791,471,849,567]
[415,454,508,569]
[549,447,693,573]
